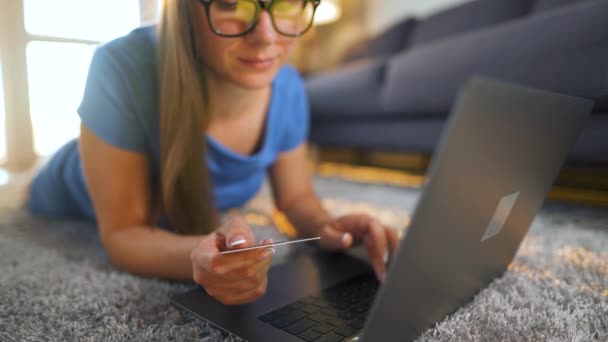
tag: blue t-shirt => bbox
[26,26,309,228]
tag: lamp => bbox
[313,0,342,26]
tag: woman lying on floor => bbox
[25,0,399,305]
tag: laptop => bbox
[171,77,593,342]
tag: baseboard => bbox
[314,148,608,208]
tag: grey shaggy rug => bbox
[1,177,607,341]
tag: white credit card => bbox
[219,237,321,255]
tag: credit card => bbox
[219,237,321,255]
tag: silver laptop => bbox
[171,77,593,342]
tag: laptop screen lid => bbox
[360,77,593,341]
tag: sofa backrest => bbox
[532,0,588,13]
[409,0,535,47]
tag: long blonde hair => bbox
[157,0,219,235]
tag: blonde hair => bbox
[157,0,219,235]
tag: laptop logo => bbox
[481,191,520,242]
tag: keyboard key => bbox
[274,306,292,315]
[285,318,316,335]
[302,305,321,314]
[316,332,345,342]
[287,302,306,311]
[348,318,365,330]
[270,310,307,328]
[321,308,339,316]
[325,317,346,327]
[258,311,278,322]
[308,312,329,322]
[312,322,334,334]
[269,316,297,329]
[334,325,357,337]
[285,310,308,322]
[298,329,322,342]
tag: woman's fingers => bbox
[364,218,388,282]
[204,257,271,292]
[190,233,221,274]
[211,246,274,274]
[385,225,401,254]
[192,232,274,304]
[215,251,273,282]
[333,214,398,281]
[210,273,269,306]
[210,238,274,274]
[318,224,353,250]
[216,216,257,250]
[195,252,271,304]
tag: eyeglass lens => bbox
[208,0,315,36]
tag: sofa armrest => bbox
[381,0,608,115]
[342,19,417,64]
[306,60,389,119]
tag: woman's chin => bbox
[230,73,277,90]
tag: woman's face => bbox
[192,0,299,90]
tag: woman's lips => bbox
[238,57,276,70]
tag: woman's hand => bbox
[318,214,401,282]
[190,216,275,305]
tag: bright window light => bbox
[27,42,96,156]
[0,63,6,162]
[24,0,141,42]
[314,0,342,26]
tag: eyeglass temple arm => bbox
[199,0,321,5]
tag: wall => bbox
[366,0,473,34]
[289,0,368,73]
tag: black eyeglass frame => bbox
[198,0,321,38]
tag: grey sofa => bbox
[306,0,608,164]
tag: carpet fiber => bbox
[1,177,607,341]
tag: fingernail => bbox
[341,233,352,246]
[383,251,389,264]
[229,234,247,247]
[259,247,275,260]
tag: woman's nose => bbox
[245,11,278,45]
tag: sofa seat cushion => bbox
[307,60,399,120]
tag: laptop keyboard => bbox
[258,273,378,341]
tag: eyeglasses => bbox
[198,0,321,38]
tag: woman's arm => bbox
[80,125,200,281]
[81,124,275,303]
[268,143,333,238]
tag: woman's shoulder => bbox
[94,26,157,68]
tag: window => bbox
[24,0,141,42]
[23,0,142,156]
[26,42,96,155]
[0,63,6,162]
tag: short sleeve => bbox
[279,69,310,152]
[78,47,147,152]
